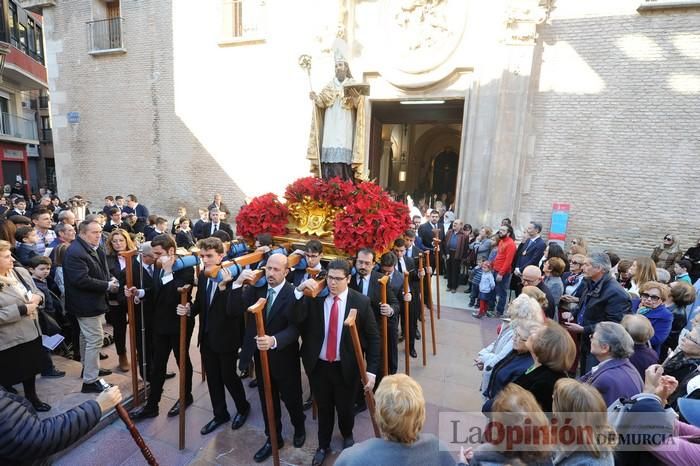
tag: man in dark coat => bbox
[199,208,234,240]
[443,219,468,292]
[295,259,380,466]
[511,221,546,295]
[521,265,557,320]
[565,252,632,374]
[63,219,118,393]
[130,234,195,420]
[232,253,306,462]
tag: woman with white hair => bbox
[475,294,544,397]
[335,374,454,466]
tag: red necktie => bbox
[325,296,340,361]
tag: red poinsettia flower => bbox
[235,193,289,239]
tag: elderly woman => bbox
[470,384,553,465]
[628,257,657,296]
[651,234,683,271]
[522,285,548,316]
[515,320,576,412]
[544,257,566,311]
[471,227,493,263]
[661,281,696,358]
[482,320,540,412]
[335,374,454,466]
[632,281,673,356]
[476,295,544,396]
[579,322,643,406]
[622,314,659,378]
[664,325,700,409]
[105,229,137,372]
[552,379,615,465]
[559,254,586,313]
[0,240,50,411]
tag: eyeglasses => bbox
[640,293,662,301]
[326,275,348,282]
[521,277,538,285]
[570,261,582,265]
[664,237,673,241]
[683,333,700,346]
[571,240,578,245]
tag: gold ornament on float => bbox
[287,196,340,237]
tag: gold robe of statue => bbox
[306,78,366,181]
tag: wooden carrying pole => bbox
[192,250,204,383]
[207,250,265,278]
[424,251,437,356]
[177,285,192,450]
[402,271,410,376]
[432,229,441,320]
[115,404,159,465]
[247,298,280,466]
[343,308,381,438]
[418,253,427,366]
[378,275,389,377]
[120,249,140,406]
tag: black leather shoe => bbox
[31,400,51,412]
[312,447,329,466]
[254,438,284,463]
[130,405,159,420]
[164,372,176,380]
[293,430,306,448]
[303,397,313,411]
[410,349,418,358]
[239,369,250,379]
[200,417,229,435]
[231,403,250,430]
[248,378,258,388]
[342,436,355,449]
[81,380,112,393]
[42,367,66,378]
[167,397,193,417]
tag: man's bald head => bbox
[522,265,543,286]
[265,253,289,287]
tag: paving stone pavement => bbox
[39,278,503,465]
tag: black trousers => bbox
[382,317,398,379]
[148,330,193,409]
[446,254,461,290]
[255,352,305,439]
[134,311,154,383]
[310,360,359,449]
[201,338,248,422]
[106,305,127,355]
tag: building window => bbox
[9,4,18,48]
[220,0,266,45]
[18,23,26,53]
[27,18,35,55]
[35,25,44,61]
[0,97,9,135]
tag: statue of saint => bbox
[307,45,366,181]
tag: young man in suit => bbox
[295,259,380,466]
[231,253,306,462]
[392,238,425,358]
[511,221,546,295]
[125,242,157,383]
[130,234,195,420]
[201,208,234,240]
[289,239,324,287]
[403,229,421,260]
[122,194,149,233]
[176,237,250,436]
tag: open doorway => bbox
[368,99,464,208]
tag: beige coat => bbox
[0,267,44,352]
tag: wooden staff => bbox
[191,250,205,383]
[302,270,326,298]
[247,298,280,466]
[378,275,389,377]
[243,268,266,285]
[424,251,437,356]
[177,285,191,450]
[115,404,159,465]
[120,249,140,406]
[402,271,410,376]
[418,253,427,366]
[343,308,381,438]
[432,229,441,320]
[207,250,265,278]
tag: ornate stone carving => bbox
[504,0,550,44]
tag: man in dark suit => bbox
[232,253,306,462]
[511,221,546,295]
[403,229,421,261]
[63,219,119,393]
[125,242,156,383]
[350,248,399,381]
[295,259,380,466]
[176,237,250,436]
[289,239,324,287]
[417,209,443,254]
[200,208,234,240]
[121,194,149,233]
[102,207,132,234]
[130,234,195,420]
[392,239,425,358]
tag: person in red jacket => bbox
[492,225,516,316]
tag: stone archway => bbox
[410,125,461,196]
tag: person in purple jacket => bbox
[633,281,673,356]
[579,321,643,406]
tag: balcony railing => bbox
[0,112,38,140]
[40,128,52,142]
[87,17,125,53]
